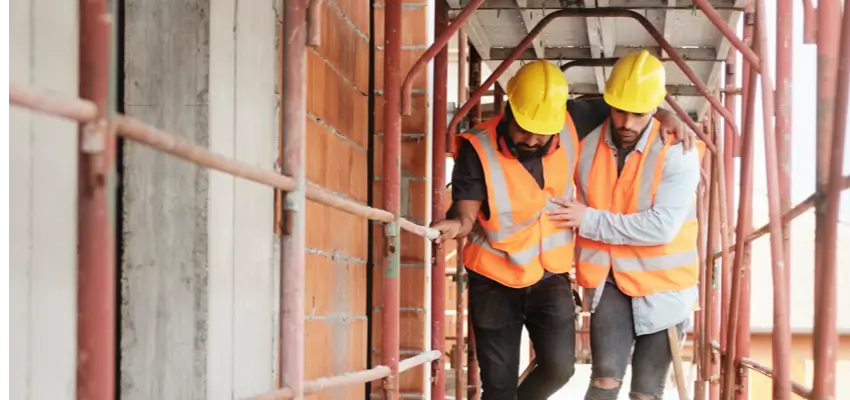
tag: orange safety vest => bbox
[574,119,704,297]
[454,114,580,288]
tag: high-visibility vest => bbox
[574,119,703,297]
[455,114,580,288]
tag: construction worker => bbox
[548,50,704,400]
[431,59,695,400]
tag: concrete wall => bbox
[9,1,79,399]
[121,0,276,398]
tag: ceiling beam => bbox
[569,83,722,97]
[515,0,545,59]
[660,2,676,59]
[447,1,493,71]
[582,0,607,93]
[696,2,744,119]
[488,46,720,61]
[448,0,741,10]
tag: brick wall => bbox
[372,0,432,397]
[274,0,432,398]
[276,1,372,399]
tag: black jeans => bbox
[585,282,685,400]
[468,270,577,400]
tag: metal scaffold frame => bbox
[7,0,850,399]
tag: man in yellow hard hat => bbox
[430,59,694,400]
[548,50,705,400]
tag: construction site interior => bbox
[8,0,850,399]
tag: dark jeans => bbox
[585,282,685,400]
[468,270,577,400]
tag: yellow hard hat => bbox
[604,50,666,114]
[506,60,569,135]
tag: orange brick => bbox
[305,253,368,317]
[326,0,370,42]
[306,51,369,148]
[407,179,429,222]
[370,309,426,349]
[313,2,371,92]
[372,134,429,178]
[373,93,428,134]
[304,319,369,400]
[374,49,429,91]
[400,230,427,263]
[305,201,369,260]
[398,361,426,393]
[372,265,427,309]
[306,118,369,203]
[373,5,429,47]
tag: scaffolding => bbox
[7,0,850,400]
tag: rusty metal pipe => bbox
[720,51,736,353]
[693,0,760,71]
[467,271,480,400]
[431,1,449,397]
[813,2,850,396]
[279,0,308,397]
[455,238,466,400]
[381,0,403,397]
[9,84,98,121]
[307,0,324,47]
[446,8,740,142]
[458,29,468,106]
[77,0,115,397]
[7,86,442,241]
[708,121,730,400]
[401,0,485,115]
[248,351,441,400]
[812,0,843,394]
[775,1,794,379]
[754,1,792,398]
[739,358,812,399]
[468,46,482,128]
[665,94,717,153]
[695,148,712,400]
[802,0,816,44]
[721,56,758,400]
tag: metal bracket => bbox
[385,219,400,238]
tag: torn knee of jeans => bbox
[591,378,621,390]
[628,392,660,400]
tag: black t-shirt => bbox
[449,98,610,219]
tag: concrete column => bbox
[121,0,276,398]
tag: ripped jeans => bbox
[585,282,685,400]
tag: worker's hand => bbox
[430,219,473,244]
[547,197,588,229]
[658,116,697,153]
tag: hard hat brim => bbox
[510,103,564,136]
[603,91,664,115]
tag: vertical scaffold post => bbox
[723,12,757,398]
[753,1,792,398]
[468,46,482,127]
[77,0,115,398]
[431,0,449,398]
[280,0,308,398]
[813,0,847,396]
[382,0,403,398]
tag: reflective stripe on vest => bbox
[575,120,699,297]
[457,115,580,288]
[463,120,577,244]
